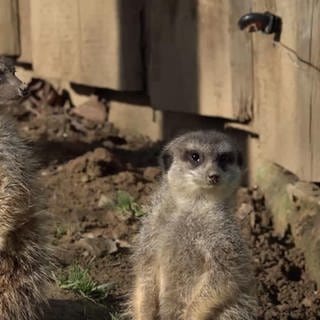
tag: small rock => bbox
[91,147,113,162]
[102,140,115,149]
[236,203,253,220]
[252,188,264,202]
[115,239,132,249]
[264,309,278,320]
[111,219,131,239]
[302,297,312,307]
[77,237,118,257]
[143,167,161,181]
[72,96,107,124]
[113,171,136,185]
[65,155,87,174]
[250,210,256,229]
[136,181,145,192]
[260,210,271,228]
[236,187,252,206]
[81,175,89,183]
[276,304,289,312]
[97,194,113,208]
[40,170,49,176]
[65,147,121,178]
[287,181,320,206]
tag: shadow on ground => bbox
[45,299,114,320]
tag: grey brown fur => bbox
[131,130,257,319]
[0,57,51,319]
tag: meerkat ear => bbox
[159,149,173,173]
[237,151,243,167]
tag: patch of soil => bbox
[237,188,320,319]
[9,88,320,319]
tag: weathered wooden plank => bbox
[311,72,320,180]
[76,0,144,89]
[310,0,320,180]
[253,0,320,181]
[147,0,252,120]
[18,0,32,63]
[31,0,143,90]
[0,0,20,56]
[230,0,255,122]
[31,0,79,79]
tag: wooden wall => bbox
[0,0,19,55]
[146,0,253,120]
[30,0,143,90]
[252,0,320,181]
[0,0,319,181]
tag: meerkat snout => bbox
[207,172,220,185]
[18,83,29,97]
[0,56,29,105]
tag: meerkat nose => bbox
[208,173,220,185]
[18,84,29,97]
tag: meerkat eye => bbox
[191,153,200,161]
[184,150,203,166]
[217,152,235,170]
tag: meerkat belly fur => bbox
[0,56,51,320]
[131,130,257,320]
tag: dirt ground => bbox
[10,82,320,319]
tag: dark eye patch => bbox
[184,150,204,167]
[217,152,235,170]
[159,150,173,173]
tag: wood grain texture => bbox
[253,0,320,181]
[147,0,253,120]
[18,0,32,63]
[31,0,143,90]
[0,0,20,56]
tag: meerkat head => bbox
[160,130,243,203]
[0,56,29,105]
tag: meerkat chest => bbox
[157,213,213,272]
[154,213,216,303]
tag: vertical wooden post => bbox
[0,0,20,56]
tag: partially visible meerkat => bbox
[131,130,257,320]
[0,57,51,319]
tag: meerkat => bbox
[0,56,29,106]
[131,130,257,320]
[0,57,51,319]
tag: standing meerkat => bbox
[131,130,257,320]
[0,56,51,319]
